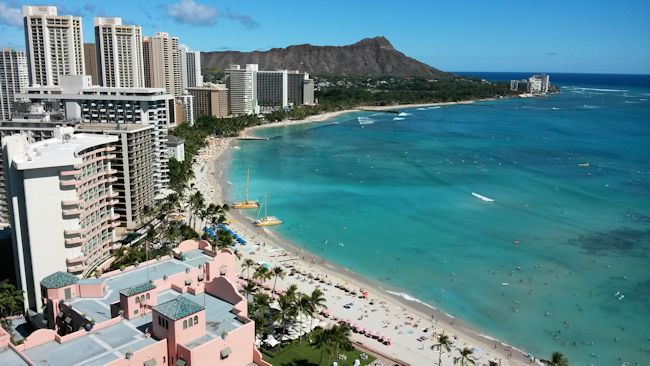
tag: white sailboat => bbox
[233,169,259,209]
[253,194,282,227]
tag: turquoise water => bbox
[229,82,650,364]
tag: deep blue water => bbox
[229,74,650,365]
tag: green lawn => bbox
[262,339,376,366]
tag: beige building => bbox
[94,17,145,88]
[187,84,228,118]
[83,43,98,85]
[22,6,85,86]
[76,123,156,230]
[143,32,182,97]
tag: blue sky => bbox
[1,0,649,74]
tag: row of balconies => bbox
[74,153,116,169]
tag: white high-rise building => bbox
[94,17,145,88]
[3,127,118,310]
[22,6,85,86]
[179,45,203,91]
[143,32,182,97]
[0,49,29,120]
[225,64,259,115]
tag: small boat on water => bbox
[472,192,495,202]
[358,117,374,125]
[578,162,590,167]
[233,169,259,209]
[253,194,282,227]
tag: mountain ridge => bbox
[201,36,453,79]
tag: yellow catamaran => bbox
[233,169,259,209]
[253,194,282,227]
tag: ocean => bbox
[228,73,650,365]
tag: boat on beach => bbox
[472,192,495,202]
[233,169,260,209]
[253,194,282,227]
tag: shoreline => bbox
[192,105,535,365]
[239,99,500,139]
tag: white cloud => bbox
[0,2,23,28]
[165,0,219,27]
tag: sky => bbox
[1,0,649,74]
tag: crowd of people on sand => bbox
[186,132,533,365]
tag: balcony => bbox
[67,263,85,274]
[64,237,83,246]
[64,227,85,236]
[60,179,78,188]
[59,170,81,177]
[61,199,83,207]
[62,208,82,217]
[66,255,87,265]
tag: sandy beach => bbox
[189,108,537,366]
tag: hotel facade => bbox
[0,49,29,120]
[2,127,119,310]
[94,17,145,88]
[16,75,173,196]
[22,5,85,86]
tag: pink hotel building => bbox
[0,240,270,366]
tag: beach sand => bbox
[189,108,536,366]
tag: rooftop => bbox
[7,129,118,170]
[23,320,157,366]
[119,281,156,297]
[41,271,79,289]
[153,296,204,321]
[76,123,154,133]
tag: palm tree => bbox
[296,293,314,346]
[242,282,257,300]
[232,248,242,261]
[188,191,205,227]
[329,324,353,361]
[542,352,569,366]
[216,230,234,250]
[270,266,285,295]
[242,259,256,280]
[313,326,333,364]
[0,280,24,317]
[284,284,298,300]
[253,266,272,286]
[313,324,352,364]
[453,347,475,366]
[275,294,298,340]
[432,332,453,366]
[308,288,327,331]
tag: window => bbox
[134,309,139,315]
[146,293,150,300]
[158,316,161,326]
[193,316,198,325]
[183,319,187,329]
